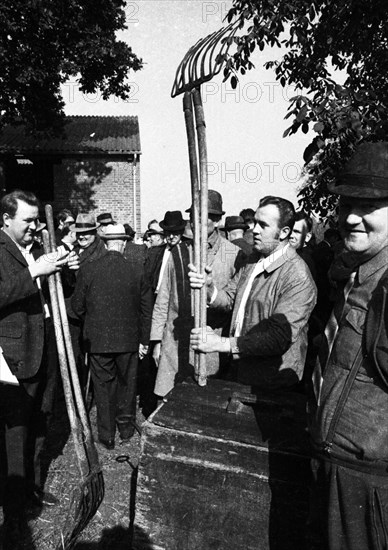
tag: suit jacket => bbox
[71,250,153,353]
[144,244,167,296]
[0,231,45,378]
[215,246,317,390]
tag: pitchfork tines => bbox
[171,21,239,97]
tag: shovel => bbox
[43,203,104,549]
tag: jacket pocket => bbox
[0,323,22,338]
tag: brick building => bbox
[0,115,141,231]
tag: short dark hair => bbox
[1,189,39,219]
[259,196,295,232]
[294,210,313,233]
[239,208,255,223]
[56,208,73,226]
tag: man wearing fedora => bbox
[96,212,115,237]
[71,224,153,449]
[151,192,243,398]
[71,213,107,267]
[306,142,388,549]
[224,215,253,256]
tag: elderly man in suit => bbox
[0,190,71,546]
[71,224,153,450]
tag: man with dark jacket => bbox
[308,142,388,549]
[0,190,69,547]
[71,224,153,450]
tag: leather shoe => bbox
[28,488,59,508]
[98,437,115,450]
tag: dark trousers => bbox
[89,352,138,441]
[308,458,388,550]
[0,321,58,516]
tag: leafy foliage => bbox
[223,0,388,218]
[0,0,142,134]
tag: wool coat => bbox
[71,250,153,353]
[0,231,45,378]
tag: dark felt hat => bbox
[224,215,248,231]
[159,211,185,232]
[70,213,100,233]
[97,212,115,225]
[185,189,225,215]
[328,142,388,198]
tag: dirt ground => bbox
[0,392,147,550]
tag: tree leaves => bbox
[0,0,143,134]
[224,0,388,217]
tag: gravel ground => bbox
[0,392,146,550]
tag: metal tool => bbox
[43,204,104,549]
[171,21,238,386]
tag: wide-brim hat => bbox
[224,215,248,231]
[185,189,225,215]
[101,223,129,240]
[159,210,185,232]
[328,141,388,198]
[97,212,115,225]
[147,222,164,236]
[70,213,100,233]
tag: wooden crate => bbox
[133,379,311,550]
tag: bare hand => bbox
[29,251,69,279]
[188,263,213,289]
[139,344,149,360]
[152,342,161,367]
[67,250,80,271]
[190,327,230,354]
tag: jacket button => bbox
[17,360,24,368]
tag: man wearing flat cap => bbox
[307,142,388,549]
[72,224,153,449]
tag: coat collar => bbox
[0,229,28,267]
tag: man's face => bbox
[253,204,288,257]
[189,214,221,238]
[149,233,164,247]
[165,231,182,248]
[3,200,39,247]
[77,231,96,249]
[289,220,311,250]
[339,196,388,259]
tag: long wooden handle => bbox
[183,91,201,377]
[42,230,87,475]
[192,87,208,387]
[44,205,92,440]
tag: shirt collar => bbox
[261,243,291,273]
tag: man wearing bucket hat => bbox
[306,142,388,549]
[151,191,243,398]
[72,223,152,449]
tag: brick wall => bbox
[53,155,141,230]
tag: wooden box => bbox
[133,379,311,550]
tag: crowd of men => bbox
[0,141,387,549]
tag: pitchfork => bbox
[43,205,104,550]
[171,21,239,386]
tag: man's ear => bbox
[305,231,312,245]
[2,213,10,228]
[279,226,291,241]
